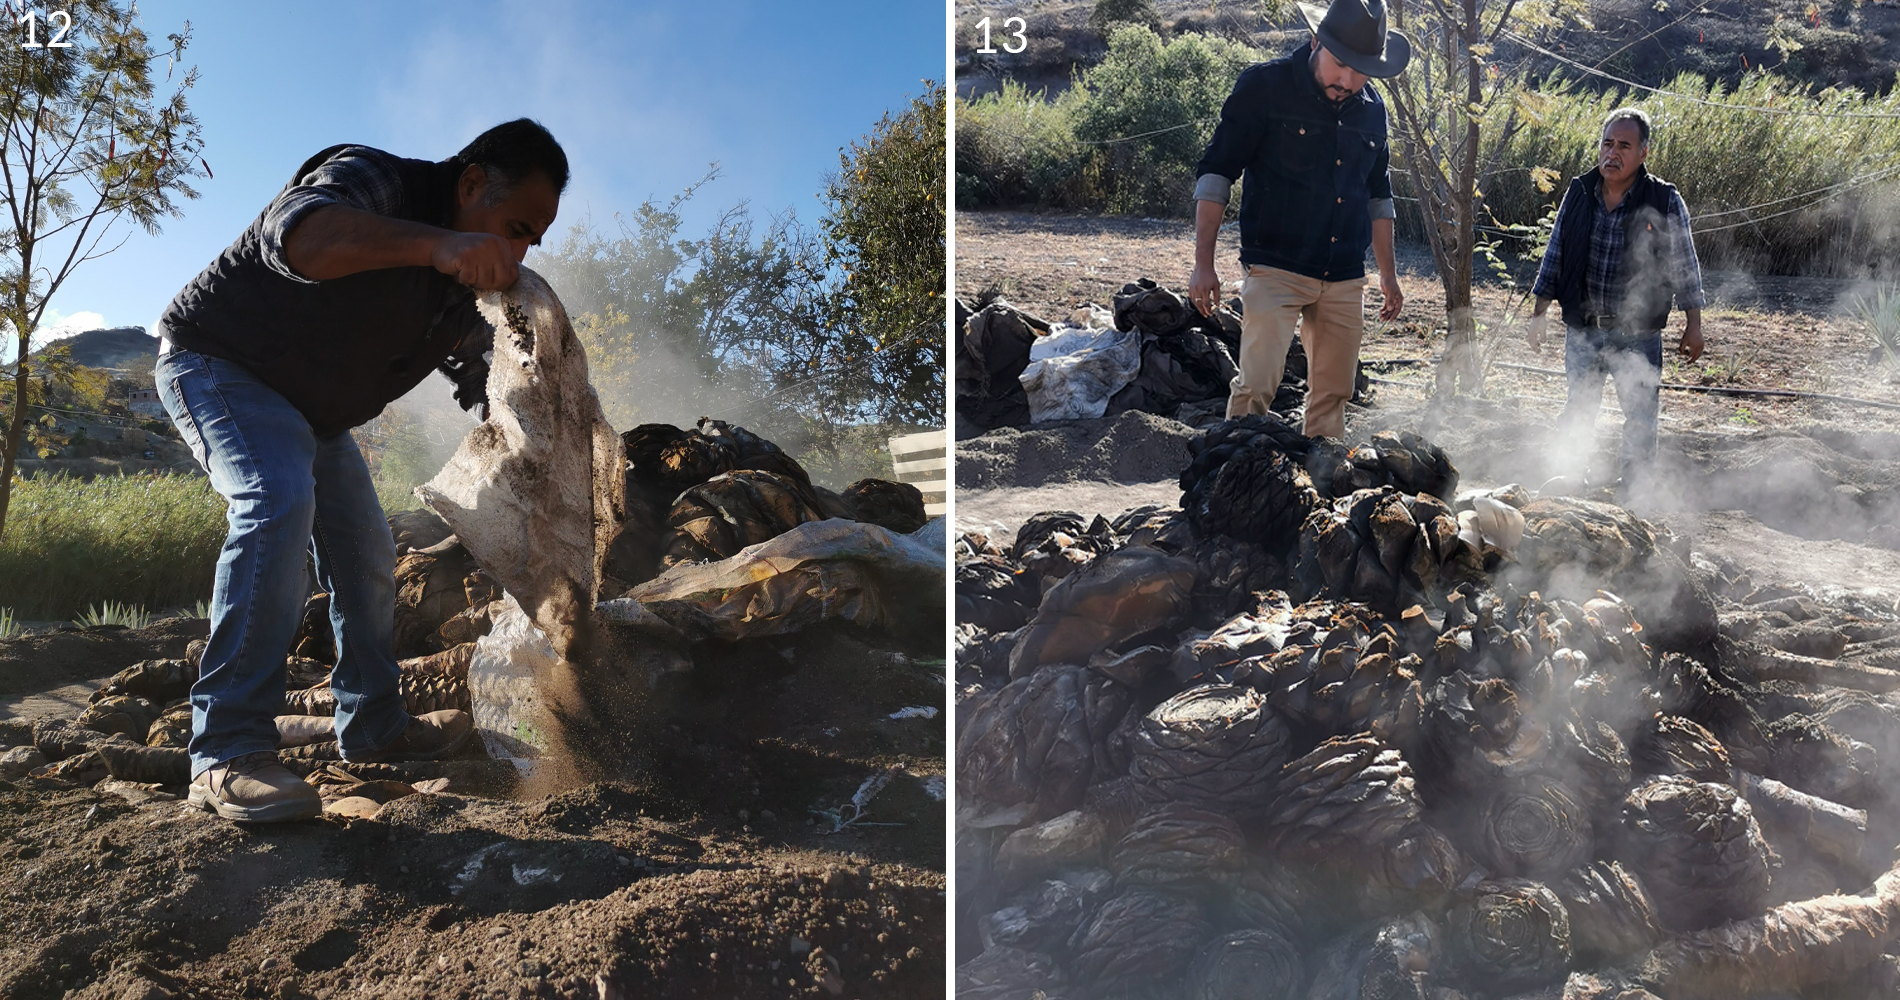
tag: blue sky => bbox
[34,0,945,343]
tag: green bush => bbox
[1477,72,1900,275]
[1074,26,1263,215]
[0,472,224,619]
[957,79,1103,209]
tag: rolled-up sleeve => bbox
[258,147,408,283]
[1194,66,1269,200]
[1367,131,1394,219]
[1667,189,1707,310]
[1530,190,1569,301]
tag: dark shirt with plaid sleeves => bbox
[158,144,490,437]
[1532,165,1707,330]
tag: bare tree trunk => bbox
[1436,0,1486,397]
[0,329,29,541]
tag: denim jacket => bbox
[1194,47,1395,282]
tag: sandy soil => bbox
[0,620,947,999]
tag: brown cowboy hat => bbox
[1298,0,1412,79]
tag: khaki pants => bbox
[1227,264,1366,439]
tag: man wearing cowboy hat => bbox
[1188,0,1410,439]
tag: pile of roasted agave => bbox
[956,412,1900,999]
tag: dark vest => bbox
[157,145,480,438]
[1553,166,1679,333]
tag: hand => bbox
[1189,263,1221,317]
[1679,318,1705,362]
[431,232,519,290]
[1528,312,1548,351]
[1378,275,1403,321]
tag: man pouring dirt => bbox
[1528,107,1707,496]
[153,120,568,822]
[1188,0,1408,438]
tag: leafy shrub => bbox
[1073,26,1264,215]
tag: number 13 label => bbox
[974,16,1027,55]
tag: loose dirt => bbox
[0,623,946,999]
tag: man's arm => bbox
[1189,196,1227,317]
[285,205,518,290]
[1526,191,1570,350]
[1188,68,1268,317]
[1666,188,1708,362]
[1371,217,1401,320]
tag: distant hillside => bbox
[55,326,158,372]
[956,0,1900,98]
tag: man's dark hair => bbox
[1602,107,1651,148]
[454,118,569,202]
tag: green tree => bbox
[820,81,946,427]
[1071,27,1260,215]
[0,0,204,539]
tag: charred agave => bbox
[1013,510,1118,586]
[1009,547,1195,678]
[1129,685,1293,816]
[954,946,1069,1000]
[1189,927,1305,1000]
[843,478,928,533]
[1066,888,1211,990]
[1467,779,1595,880]
[1629,714,1733,784]
[659,470,825,567]
[1109,802,1246,890]
[978,876,1103,958]
[1309,430,1459,501]
[1556,861,1662,968]
[1446,878,1573,991]
[1180,414,1316,555]
[1242,604,1425,745]
[957,665,1133,825]
[1262,733,1421,854]
[1295,487,1477,612]
[1613,775,1775,931]
[956,555,1039,633]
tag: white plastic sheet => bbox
[1020,325,1144,422]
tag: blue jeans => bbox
[156,351,408,777]
[1560,325,1663,480]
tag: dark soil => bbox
[956,411,1200,490]
[0,618,205,697]
[0,624,947,999]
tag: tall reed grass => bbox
[0,472,224,620]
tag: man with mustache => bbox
[154,119,567,822]
[1529,108,1707,497]
[1188,0,1410,438]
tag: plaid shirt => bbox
[257,146,408,284]
[1532,178,1707,316]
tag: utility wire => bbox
[1503,31,1900,120]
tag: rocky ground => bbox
[0,618,946,999]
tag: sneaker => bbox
[346,710,474,764]
[188,750,321,823]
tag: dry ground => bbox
[0,620,947,1000]
[954,210,1900,602]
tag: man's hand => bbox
[431,232,519,290]
[1679,313,1705,362]
[1528,312,1548,351]
[1189,263,1222,317]
[1377,274,1403,321]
